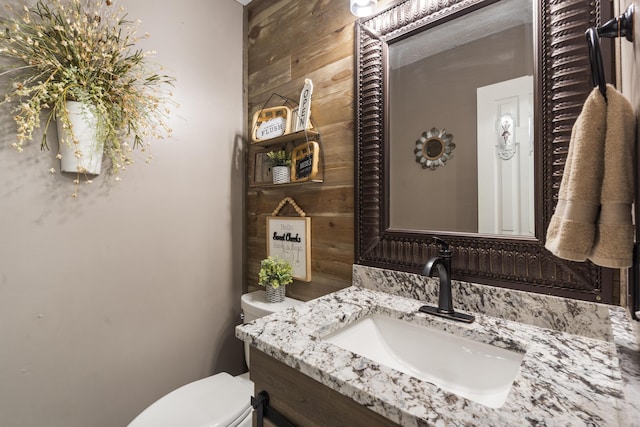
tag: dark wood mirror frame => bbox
[355,0,614,303]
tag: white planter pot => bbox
[57,101,103,175]
[272,166,290,184]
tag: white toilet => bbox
[128,291,302,427]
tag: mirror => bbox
[355,0,613,302]
[389,0,534,235]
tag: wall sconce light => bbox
[350,0,377,17]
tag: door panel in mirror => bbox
[477,76,534,236]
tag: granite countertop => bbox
[236,266,640,426]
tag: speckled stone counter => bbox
[236,266,640,426]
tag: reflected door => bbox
[477,76,534,236]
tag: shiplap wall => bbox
[245,0,396,300]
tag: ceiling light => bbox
[350,0,377,17]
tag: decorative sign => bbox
[251,106,291,142]
[295,79,313,131]
[296,153,313,178]
[257,117,287,140]
[266,216,311,282]
[291,141,319,182]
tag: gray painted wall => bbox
[0,1,245,426]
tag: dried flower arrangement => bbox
[0,0,175,195]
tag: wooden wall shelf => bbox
[248,179,323,189]
[251,129,319,147]
[248,127,323,187]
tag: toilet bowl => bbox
[128,290,302,427]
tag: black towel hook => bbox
[586,27,607,100]
[585,4,635,100]
[598,3,634,42]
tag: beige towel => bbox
[545,85,635,268]
[589,85,635,268]
[545,88,607,262]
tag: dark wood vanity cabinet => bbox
[250,348,399,427]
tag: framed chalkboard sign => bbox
[291,141,319,182]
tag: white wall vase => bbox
[272,166,291,184]
[265,284,286,303]
[57,101,103,175]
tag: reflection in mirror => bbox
[388,0,534,236]
[413,128,455,170]
[425,139,443,158]
[424,138,444,160]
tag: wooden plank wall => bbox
[245,0,395,301]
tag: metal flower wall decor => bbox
[413,128,455,170]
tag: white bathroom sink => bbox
[322,314,524,408]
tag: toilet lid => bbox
[128,372,253,427]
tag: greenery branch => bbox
[266,149,291,167]
[258,256,293,289]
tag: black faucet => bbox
[419,237,475,323]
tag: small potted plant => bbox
[258,256,293,302]
[266,150,292,184]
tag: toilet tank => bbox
[241,290,303,368]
